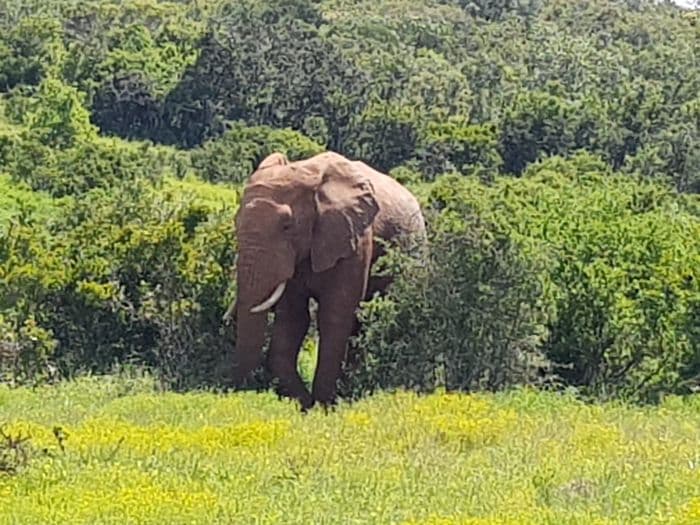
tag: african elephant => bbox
[223,151,425,410]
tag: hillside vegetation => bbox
[0,0,698,403]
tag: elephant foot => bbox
[271,380,315,413]
[312,390,339,414]
[298,396,315,413]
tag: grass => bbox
[0,375,699,524]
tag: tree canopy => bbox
[0,0,698,401]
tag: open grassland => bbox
[1,377,699,524]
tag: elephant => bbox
[223,150,426,410]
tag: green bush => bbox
[6,77,97,149]
[190,122,323,184]
[0,16,63,91]
[0,175,239,389]
[347,210,549,398]
[415,120,503,181]
[345,103,420,173]
[8,136,170,197]
[0,206,66,385]
[0,314,57,386]
[425,154,700,401]
[43,180,239,389]
[499,90,612,175]
[0,173,59,223]
[161,0,367,148]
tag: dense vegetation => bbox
[1,376,700,523]
[0,0,699,403]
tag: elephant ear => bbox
[257,152,288,170]
[311,160,379,273]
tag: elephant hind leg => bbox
[267,290,314,411]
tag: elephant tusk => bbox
[250,282,287,313]
[222,299,237,324]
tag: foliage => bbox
[499,90,613,175]
[421,153,700,401]
[0,173,58,223]
[348,214,549,399]
[0,174,240,389]
[0,0,699,405]
[7,77,97,149]
[417,120,503,180]
[47,181,238,389]
[0,377,699,523]
[7,135,171,197]
[190,122,324,184]
[0,15,64,91]
[161,0,368,148]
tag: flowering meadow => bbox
[1,375,699,524]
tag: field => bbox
[1,376,699,525]
[1,1,700,523]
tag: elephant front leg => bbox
[313,274,369,407]
[313,310,356,407]
[267,290,314,411]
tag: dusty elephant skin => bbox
[224,151,426,411]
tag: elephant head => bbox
[227,152,379,385]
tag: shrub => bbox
[190,122,324,184]
[9,136,169,197]
[415,120,503,181]
[346,210,550,399]
[0,174,239,389]
[0,16,63,91]
[422,153,700,401]
[41,180,239,389]
[0,315,57,386]
[161,0,367,148]
[0,207,65,385]
[6,77,97,149]
[345,103,421,173]
[499,90,612,175]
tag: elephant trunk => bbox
[236,247,291,312]
[230,307,267,386]
[227,250,291,386]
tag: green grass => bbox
[1,376,699,524]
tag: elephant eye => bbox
[279,206,294,232]
[281,217,294,232]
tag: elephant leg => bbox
[339,274,390,384]
[267,290,314,410]
[313,309,356,407]
[313,264,369,407]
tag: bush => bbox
[415,120,503,181]
[190,122,324,184]
[499,90,612,175]
[0,175,239,389]
[0,315,57,386]
[0,16,63,91]
[346,211,550,399]
[161,0,367,148]
[9,136,171,197]
[345,103,420,173]
[423,154,700,401]
[0,207,65,385]
[42,180,239,389]
[6,77,97,149]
